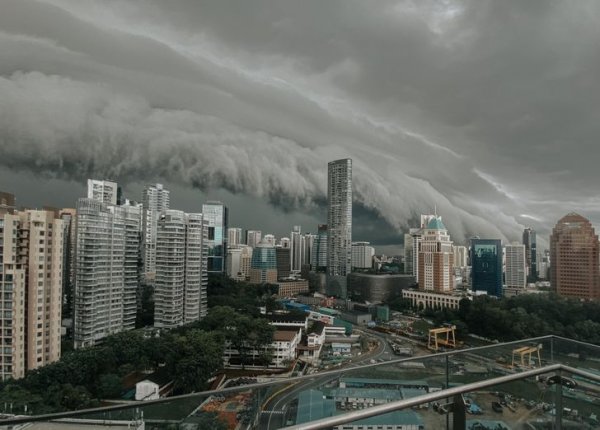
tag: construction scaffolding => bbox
[428,325,456,351]
[511,344,543,369]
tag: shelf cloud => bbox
[2,0,600,247]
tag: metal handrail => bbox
[551,335,600,351]
[0,334,595,426]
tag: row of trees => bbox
[0,301,276,414]
[392,293,600,345]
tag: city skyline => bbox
[3,1,600,254]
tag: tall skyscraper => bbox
[87,179,118,205]
[504,243,527,289]
[403,233,414,275]
[470,239,503,297]
[59,208,77,318]
[522,228,537,282]
[246,230,262,248]
[227,245,253,281]
[120,202,142,331]
[304,233,316,269]
[311,224,328,271]
[154,210,208,328]
[279,237,291,248]
[263,234,276,247]
[550,213,599,300]
[227,227,243,247]
[291,226,305,272]
[406,215,436,278]
[453,246,468,268]
[249,240,277,284]
[275,246,291,279]
[326,158,352,297]
[74,198,129,348]
[202,202,228,273]
[418,217,454,293]
[352,242,375,269]
[141,183,170,282]
[0,208,64,379]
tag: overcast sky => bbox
[1,0,600,253]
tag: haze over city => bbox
[3,0,600,253]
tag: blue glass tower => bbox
[470,238,503,297]
[202,201,228,273]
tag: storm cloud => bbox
[1,0,600,249]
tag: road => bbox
[259,330,393,430]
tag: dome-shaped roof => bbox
[557,212,589,224]
[427,217,446,230]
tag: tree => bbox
[169,330,224,393]
[97,374,122,399]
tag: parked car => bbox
[492,401,504,413]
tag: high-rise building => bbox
[304,233,315,269]
[326,158,352,297]
[550,213,599,300]
[276,246,291,279]
[453,246,468,268]
[504,243,527,289]
[226,245,253,281]
[74,198,128,348]
[0,192,15,214]
[141,184,170,282]
[405,215,436,279]
[311,224,328,271]
[154,210,208,328]
[227,227,243,247]
[522,228,537,282]
[87,179,119,205]
[249,240,277,284]
[120,202,142,331]
[418,217,454,293]
[246,230,262,248]
[202,202,228,273]
[470,239,503,297]
[59,208,77,318]
[0,208,64,380]
[291,226,305,272]
[263,234,276,247]
[403,233,414,275]
[352,242,375,269]
[279,237,291,248]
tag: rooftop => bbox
[426,216,446,230]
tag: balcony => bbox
[0,335,599,429]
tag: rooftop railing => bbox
[0,335,599,429]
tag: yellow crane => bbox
[428,325,456,351]
[511,344,542,369]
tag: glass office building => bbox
[202,201,228,273]
[470,238,503,297]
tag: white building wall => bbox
[505,243,527,288]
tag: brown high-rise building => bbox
[0,208,64,380]
[418,216,454,294]
[550,213,600,300]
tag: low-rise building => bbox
[275,279,309,297]
[402,289,470,310]
[297,321,326,365]
[223,328,302,369]
[331,343,352,356]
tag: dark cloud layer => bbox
[2,0,600,251]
